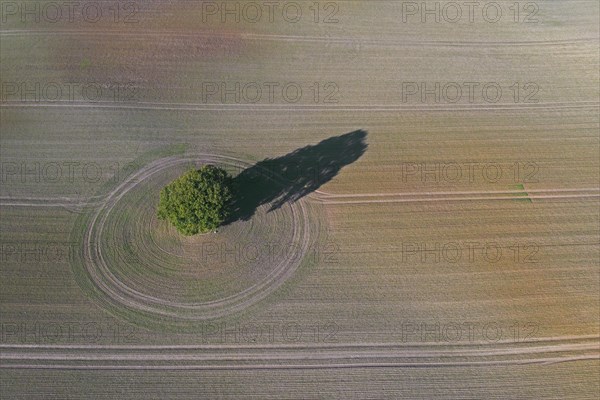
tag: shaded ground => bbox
[226,130,368,223]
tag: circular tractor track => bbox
[75,154,315,322]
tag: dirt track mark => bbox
[75,155,313,321]
[1,29,598,48]
[2,100,598,113]
[2,337,598,370]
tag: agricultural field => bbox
[0,0,599,398]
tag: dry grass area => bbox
[1,0,599,398]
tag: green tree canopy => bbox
[157,165,233,235]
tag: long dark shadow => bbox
[226,130,368,224]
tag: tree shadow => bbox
[226,130,368,224]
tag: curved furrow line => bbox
[74,155,314,322]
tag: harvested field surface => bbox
[1,0,599,398]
